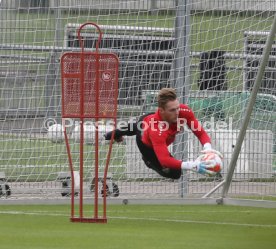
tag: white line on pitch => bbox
[109,216,276,228]
[1,210,275,228]
[0,210,68,217]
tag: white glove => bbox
[201,143,223,159]
[181,158,217,176]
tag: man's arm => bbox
[149,131,218,175]
[179,104,222,159]
[181,106,211,145]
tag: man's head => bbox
[157,88,180,123]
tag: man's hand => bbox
[202,143,223,158]
[192,161,217,176]
[192,158,217,176]
[181,158,217,176]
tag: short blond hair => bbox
[157,88,177,109]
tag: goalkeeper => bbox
[105,88,222,179]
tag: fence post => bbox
[173,0,191,197]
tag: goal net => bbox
[0,0,275,205]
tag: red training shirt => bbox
[140,104,211,170]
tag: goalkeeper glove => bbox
[201,143,223,159]
[181,158,217,176]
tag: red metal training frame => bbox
[61,22,119,223]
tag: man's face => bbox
[159,99,180,124]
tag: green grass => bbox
[2,12,274,93]
[3,12,274,49]
[4,12,273,55]
[2,11,274,95]
[0,204,275,249]
[0,136,126,181]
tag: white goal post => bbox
[0,0,275,206]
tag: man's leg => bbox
[104,120,138,140]
[105,113,153,141]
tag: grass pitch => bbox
[0,204,275,249]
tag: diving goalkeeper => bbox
[105,88,222,179]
